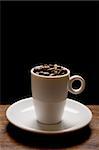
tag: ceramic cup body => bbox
[31,66,85,124]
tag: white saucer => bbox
[6,97,92,134]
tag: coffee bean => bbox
[49,64,54,68]
[54,70,58,74]
[50,73,55,76]
[54,64,58,70]
[57,66,61,69]
[44,64,50,69]
[62,69,67,74]
[33,69,36,73]
[36,72,39,75]
[43,72,50,76]
[33,64,67,76]
[34,66,44,72]
[39,71,44,75]
[48,68,54,73]
[57,70,62,75]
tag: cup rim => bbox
[31,66,70,78]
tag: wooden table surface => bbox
[0,105,99,150]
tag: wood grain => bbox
[0,105,99,150]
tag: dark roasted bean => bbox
[57,66,61,69]
[39,71,44,75]
[33,64,67,76]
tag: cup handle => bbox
[68,75,85,94]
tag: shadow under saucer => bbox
[6,123,91,148]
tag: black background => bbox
[1,1,99,104]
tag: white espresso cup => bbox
[31,66,85,124]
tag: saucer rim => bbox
[6,97,92,134]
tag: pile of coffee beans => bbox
[33,64,67,76]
